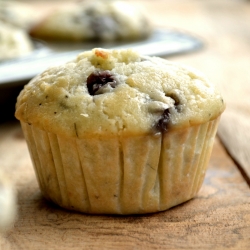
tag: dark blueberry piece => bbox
[87,70,117,95]
[155,109,171,133]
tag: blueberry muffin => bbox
[0,22,33,60]
[29,0,152,42]
[15,48,225,214]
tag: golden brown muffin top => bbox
[15,48,225,137]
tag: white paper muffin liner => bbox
[21,117,220,214]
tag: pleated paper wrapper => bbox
[21,117,219,214]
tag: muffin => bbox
[0,169,16,231]
[0,22,33,61]
[29,0,152,42]
[15,48,225,214]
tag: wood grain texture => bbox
[0,122,250,250]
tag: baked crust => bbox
[15,48,225,138]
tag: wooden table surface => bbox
[1,0,250,249]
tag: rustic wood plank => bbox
[0,122,250,250]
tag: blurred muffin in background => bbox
[0,169,16,232]
[0,21,34,61]
[0,1,37,30]
[0,1,37,61]
[29,0,152,42]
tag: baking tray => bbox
[0,28,203,122]
[0,28,203,85]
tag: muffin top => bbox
[15,48,225,137]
